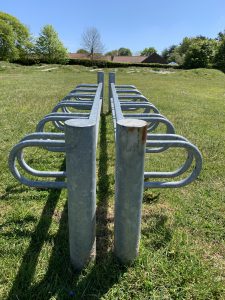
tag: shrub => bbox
[183,40,217,69]
[214,38,225,70]
[67,58,180,69]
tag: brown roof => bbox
[142,53,167,64]
[68,53,89,59]
[111,56,147,63]
[68,53,167,64]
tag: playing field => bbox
[0,62,224,299]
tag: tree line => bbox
[161,34,225,69]
[0,11,67,63]
[1,11,225,69]
[103,47,157,57]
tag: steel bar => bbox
[65,119,96,270]
[8,139,67,189]
[114,119,147,263]
[108,72,115,112]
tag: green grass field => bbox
[0,62,225,299]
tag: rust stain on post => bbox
[128,127,135,132]
[142,125,147,143]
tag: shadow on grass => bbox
[96,114,112,259]
[0,184,29,200]
[142,214,172,249]
[7,114,126,300]
[6,160,66,300]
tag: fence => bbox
[109,72,202,263]
[9,72,104,270]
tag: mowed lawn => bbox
[0,62,225,299]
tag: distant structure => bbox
[69,53,89,59]
[68,52,167,64]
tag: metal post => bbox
[108,72,115,113]
[114,119,147,263]
[97,71,104,114]
[65,119,96,271]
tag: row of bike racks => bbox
[8,71,202,269]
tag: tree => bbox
[76,48,88,54]
[81,27,104,60]
[140,47,157,56]
[0,20,17,60]
[164,36,217,67]
[214,38,225,69]
[183,39,217,68]
[0,11,32,61]
[105,49,118,56]
[118,47,132,56]
[161,45,177,62]
[215,30,225,41]
[35,25,68,63]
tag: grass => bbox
[0,62,225,299]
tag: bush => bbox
[214,39,225,70]
[67,58,180,69]
[183,40,216,69]
[12,57,181,69]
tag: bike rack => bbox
[109,73,202,188]
[109,72,202,263]
[8,72,104,271]
[8,71,203,268]
[9,73,103,189]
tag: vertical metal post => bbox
[114,119,147,263]
[97,71,104,114]
[108,72,115,113]
[65,119,96,271]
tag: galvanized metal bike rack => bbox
[8,71,202,269]
[8,72,104,270]
[109,72,202,263]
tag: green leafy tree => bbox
[214,38,225,69]
[0,20,18,60]
[140,47,157,56]
[105,49,118,56]
[166,36,217,67]
[167,37,197,65]
[76,48,88,54]
[161,45,177,62]
[0,11,32,61]
[183,39,217,68]
[215,30,225,41]
[118,47,132,56]
[35,25,68,63]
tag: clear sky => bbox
[1,0,225,54]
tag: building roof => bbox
[142,53,167,64]
[68,53,89,59]
[111,56,147,63]
[68,53,167,64]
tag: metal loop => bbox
[9,139,67,189]
[109,78,202,189]
[9,76,103,189]
[144,140,202,188]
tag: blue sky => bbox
[1,0,225,54]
